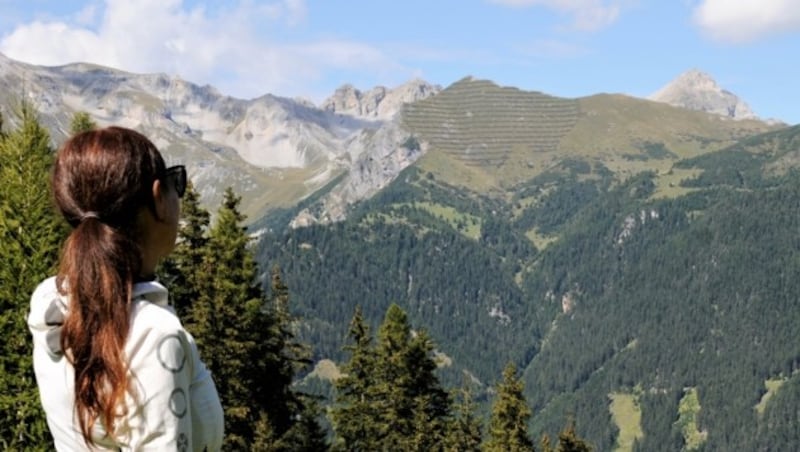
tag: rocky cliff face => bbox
[320,79,441,120]
[0,52,438,222]
[291,117,426,226]
[649,69,757,120]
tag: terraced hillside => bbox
[401,78,776,195]
[402,77,579,191]
[403,77,578,165]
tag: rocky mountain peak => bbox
[321,79,440,120]
[648,69,757,120]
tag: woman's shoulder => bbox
[126,298,196,377]
[28,276,63,330]
[130,280,183,333]
[30,276,60,305]
[130,297,185,337]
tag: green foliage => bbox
[0,102,65,449]
[180,187,267,448]
[274,395,329,452]
[677,149,769,188]
[402,135,421,151]
[331,307,381,451]
[755,375,800,449]
[485,362,534,452]
[373,304,452,450]
[676,387,706,451]
[445,378,483,452]
[256,124,800,449]
[333,304,451,451]
[624,141,677,161]
[513,176,604,234]
[69,111,97,135]
[159,181,210,318]
[257,184,538,386]
[555,422,592,452]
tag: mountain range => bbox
[0,52,439,221]
[0,52,781,225]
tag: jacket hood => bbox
[28,276,171,358]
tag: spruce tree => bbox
[333,304,451,451]
[181,187,323,451]
[258,266,323,452]
[0,103,65,449]
[405,330,451,450]
[332,306,381,451]
[68,111,96,135]
[276,395,328,451]
[373,304,451,451]
[485,362,535,452]
[158,181,210,318]
[188,187,271,449]
[555,422,591,452]
[445,377,483,452]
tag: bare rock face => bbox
[321,79,440,120]
[0,52,434,221]
[290,117,426,226]
[649,69,757,120]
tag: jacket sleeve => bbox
[186,331,225,451]
[119,301,223,451]
[122,327,195,451]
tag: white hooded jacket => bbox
[28,276,224,451]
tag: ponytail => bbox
[58,217,140,443]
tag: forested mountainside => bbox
[255,124,800,450]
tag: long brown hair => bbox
[52,126,166,445]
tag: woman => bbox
[28,127,224,450]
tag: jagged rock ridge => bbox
[648,69,757,120]
[320,79,441,120]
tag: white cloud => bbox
[693,0,800,43]
[283,0,308,26]
[73,3,99,26]
[0,0,400,99]
[488,0,625,31]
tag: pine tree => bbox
[180,187,323,451]
[333,304,451,451]
[373,304,451,451]
[276,395,328,452]
[69,111,96,135]
[188,187,271,449]
[445,377,483,452]
[0,102,65,449]
[555,421,591,452]
[158,181,210,318]
[258,266,323,451]
[332,306,381,451]
[485,362,535,452]
[405,330,451,450]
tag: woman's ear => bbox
[151,179,168,222]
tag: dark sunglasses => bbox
[164,165,187,198]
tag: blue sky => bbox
[1,0,798,124]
